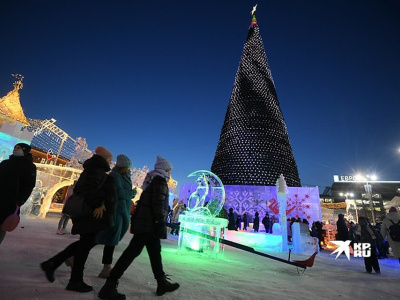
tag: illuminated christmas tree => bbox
[211,14,301,187]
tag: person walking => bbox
[96,154,137,278]
[56,181,77,235]
[356,217,380,274]
[98,155,179,300]
[40,146,117,293]
[253,212,260,232]
[381,207,400,263]
[0,143,37,244]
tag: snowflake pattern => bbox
[179,184,321,224]
[287,194,312,220]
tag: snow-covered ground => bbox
[1,213,399,300]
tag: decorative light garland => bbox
[321,202,347,209]
[211,15,301,187]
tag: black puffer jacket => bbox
[0,154,36,223]
[71,155,117,235]
[131,175,168,237]
[336,214,349,241]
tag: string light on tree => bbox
[211,8,301,187]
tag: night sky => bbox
[1,1,399,193]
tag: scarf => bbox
[142,169,170,190]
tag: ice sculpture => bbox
[21,163,82,219]
[65,137,92,169]
[20,180,44,217]
[178,170,228,256]
[131,165,149,189]
[277,174,288,252]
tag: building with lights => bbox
[1,75,179,215]
[0,75,76,165]
[329,175,400,223]
[0,74,34,160]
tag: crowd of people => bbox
[226,209,278,233]
[332,210,400,274]
[0,144,179,299]
[2,142,400,297]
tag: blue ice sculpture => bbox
[177,170,228,256]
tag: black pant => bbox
[49,232,97,282]
[364,245,380,272]
[109,233,164,281]
[102,245,115,264]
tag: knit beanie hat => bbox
[154,155,172,171]
[389,206,398,213]
[16,143,31,155]
[116,154,132,168]
[94,145,113,160]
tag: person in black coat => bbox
[262,213,270,233]
[253,212,260,232]
[236,215,242,230]
[41,146,117,293]
[243,213,248,231]
[0,143,36,244]
[336,213,349,241]
[98,156,179,300]
[356,217,380,274]
[227,208,236,230]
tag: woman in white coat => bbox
[381,206,400,263]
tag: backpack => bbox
[387,219,400,242]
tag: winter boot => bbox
[66,280,93,293]
[62,228,70,234]
[40,260,56,283]
[156,275,180,296]
[98,264,112,278]
[98,279,126,300]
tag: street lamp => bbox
[355,174,377,224]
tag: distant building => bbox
[330,175,400,223]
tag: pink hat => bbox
[389,207,398,213]
[94,146,113,160]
